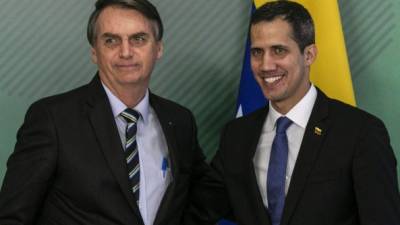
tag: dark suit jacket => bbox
[0,75,208,225]
[185,89,400,225]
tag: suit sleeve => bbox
[353,116,400,224]
[0,101,58,225]
[183,123,233,225]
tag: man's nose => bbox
[119,40,133,58]
[260,53,277,71]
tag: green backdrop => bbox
[1,0,399,183]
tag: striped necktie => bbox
[121,108,141,204]
[267,116,292,225]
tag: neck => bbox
[103,82,147,108]
[271,83,311,115]
[116,87,147,108]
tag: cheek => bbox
[292,61,305,79]
[250,60,260,73]
[282,57,299,74]
[99,54,118,68]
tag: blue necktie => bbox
[121,108,141,204]
[267,117,292,225]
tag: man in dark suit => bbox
[0,0,208,224]
[185,1,400,225]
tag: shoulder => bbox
[228,106,268,126]
[149,92,196,126]
[318,94,389,143]
[149,93,192,115]
[325,96,384,127]
[312,88,384,129]
[221,106,268,136]
[35,83,90,105]
[27,81,92,116]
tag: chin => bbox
[263,90,287,102]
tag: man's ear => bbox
[90,47,98,64]
[156,41,164,59]
[304,44,317,66]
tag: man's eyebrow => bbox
[99,32,150,39]
[100,32,120,39]
[129,32,149,38]
[271,44,288,49]
[250,47,261,51]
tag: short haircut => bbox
[87,0,163,46]
[251,1,315,52]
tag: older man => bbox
[0,0,208,225]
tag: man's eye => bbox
[104,38,118,46]
[131,36,147,45]
[274,47,286,55]
[135,36,145,41]
[251,49,263,57]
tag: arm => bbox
[0,101,58,225]
[184,120,233,225]
[353,116,400,224]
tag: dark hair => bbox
[251,1,314,52]
[87,0,163,46]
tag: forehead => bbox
[250,19,296,46]
[96,6,154,36]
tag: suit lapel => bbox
[148,94,179,225]
[236,107,273,225]
[281,90,331,225]
[84,76,143,221]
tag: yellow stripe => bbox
[253,0,356,106]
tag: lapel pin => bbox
[314,127,322,136]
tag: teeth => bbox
[264,76,282,84]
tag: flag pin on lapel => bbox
[314,127,322,136]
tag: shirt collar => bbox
[101,82,150,124]
[265,84,317,131]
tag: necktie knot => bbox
[276,117,292,134]
[121,108,140,124]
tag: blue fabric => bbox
[218,219,237,225]
[219,3,266,225]
[236,38,267,115]
[267,117,292,225]
[236,3,266,117]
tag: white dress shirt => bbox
[253,85,317,207]
[102,83,171,225]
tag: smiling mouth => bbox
[264,75,284,84]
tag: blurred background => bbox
[1,0,399,183]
